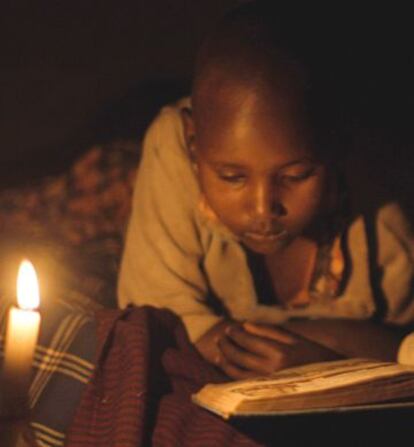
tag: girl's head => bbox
[182,1,344,255]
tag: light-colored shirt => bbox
[118,98,414,342]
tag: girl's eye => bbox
[217,173,246,183]
[279,168,316,184]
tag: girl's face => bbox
[185,86,329,255]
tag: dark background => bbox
[0,0,238,184]
[0,1,413,222]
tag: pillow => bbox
[0,139,140,309]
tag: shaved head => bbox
[190,1,349,162]
[192,2,308,120]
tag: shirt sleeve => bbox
[117,105,223,342]
[376,203,414,325]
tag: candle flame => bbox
[17,260,40,310]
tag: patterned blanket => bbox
[0,139,140,310]
[0,294,97,446]
[66,306,264,447]
[0,140,139,445]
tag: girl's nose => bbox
[252,181,285,220]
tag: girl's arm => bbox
[205,318,409,380]
[118,103,222,342]
[281,318,409,362]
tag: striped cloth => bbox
[66,306,266,447]
[0,295,97,447]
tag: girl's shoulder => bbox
[143,96,192,165]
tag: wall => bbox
[0,0,237,183]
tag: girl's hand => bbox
[194,319,237,366]
[217,322,342,380]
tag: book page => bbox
[205,359,414,400]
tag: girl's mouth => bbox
[243,229,289,243]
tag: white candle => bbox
[2,260,41,415]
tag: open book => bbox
[192,358,414,419]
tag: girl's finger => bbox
[226,325,282,358]
[219,357,257,380]
[218,336,271,374]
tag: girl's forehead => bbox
[195,85,313,161]
[196,76,308,128]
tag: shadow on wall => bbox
[89,78,191,145]
[0,78,190,188]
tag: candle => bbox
[2,259,41,416]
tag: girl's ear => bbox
[180,107,197,162]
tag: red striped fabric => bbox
[65,306,265,447]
